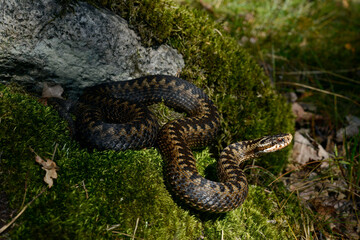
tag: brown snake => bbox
[50,75,292,213]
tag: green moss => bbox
[203,186,298,239]
[1,85,302,239]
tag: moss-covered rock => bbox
[84,0,294,173]
[0,82,300,239]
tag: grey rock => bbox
[0,0,184,96]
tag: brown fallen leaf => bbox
[39,83,64,106]
[35,156,59,188]
[291,131,330,167]
[42,82,64,99]
[292,102,323,122]
[30,148,59,188]
[311,198,336,221]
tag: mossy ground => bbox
[0,84,301,239]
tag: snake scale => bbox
[50,75,292,213]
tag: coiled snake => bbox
[50,75,292,213]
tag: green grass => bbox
[0,84,303,239]
[177,0,360,122]
[336,132,360,219]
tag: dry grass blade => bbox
[269,159,326,186]
[82,180,89,199]
[277,81,360,107]
[132,217,139,240]
[277,68,360,84]
[109,218,141,240]
[111,231,144,240]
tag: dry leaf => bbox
[292,102,323,123]
[42,82,64,99]
[292,131,330,166]
[35,155,59,188]
[311,198,335,221]
[292,103,313,121]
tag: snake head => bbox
[255,133,293,153]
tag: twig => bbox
[28,147,37,156]
[82,180,89,199]
[106,224,121,231]
[51,143,58,161]
[112,231,144,240]
[286,219,298,240]
[269,159,325,186]
[19,171,30,210]
[0,187,47,234]
[108,220,143,240]
[132,217,139,240]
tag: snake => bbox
[49,75,292,213]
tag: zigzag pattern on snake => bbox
[50,75,292,213]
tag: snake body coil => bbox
[54,75,292,213]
